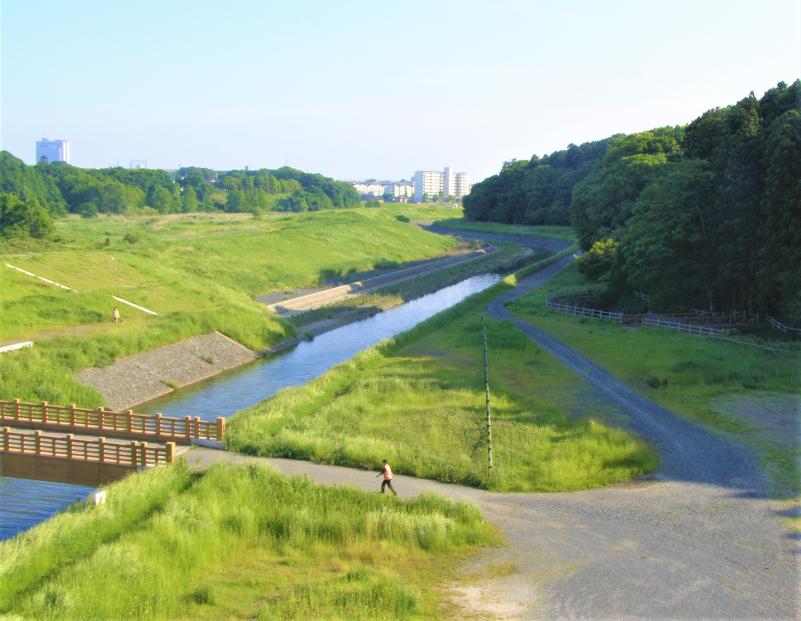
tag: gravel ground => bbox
[189,234,799,619]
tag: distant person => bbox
[376,459,397,495]
[112,307,121,324]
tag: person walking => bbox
[112,307,121,324]
[376,459,397,495]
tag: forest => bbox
[0,154,360,233]
[464,80,801,323]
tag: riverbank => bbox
[72,238,534,409]
[0,207,463,406]
[0,461,496,620]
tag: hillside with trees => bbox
[464,80,801,322]
[463,137,612,225]
[0,153,359,230]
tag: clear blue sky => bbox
[2,0,799,182]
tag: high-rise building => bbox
[413,167,470,202]
[412,170,445,202]
[35,138,70,164]
[455,172,470,198]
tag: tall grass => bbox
[5,463,493,620]
[228,249,657,492]
[0,464,192,610]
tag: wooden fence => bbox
[1,427,175,466]
[642,316,730,336]
[545,299,622,322]
[767,315,801,335]
[0,400,224,444]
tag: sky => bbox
[2,0,800,182]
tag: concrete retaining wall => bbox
[267,248,490,313]
[76,332,256,410]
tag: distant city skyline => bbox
[2,1,799,182]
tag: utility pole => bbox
[482,315,494,471]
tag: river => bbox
[0,273,500,540]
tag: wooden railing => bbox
[546,299,622,322]
[642,316,730,336]
[767,315,801,335]
[0,400,224,444]
[1,427,175,466]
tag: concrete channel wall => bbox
[267,248,491,314]
[76,332,257,410]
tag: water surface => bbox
[0,274,499,540]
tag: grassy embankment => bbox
[508,263,801,496]
[289,240,540,332]
[430,217,577,240]
[228,245,659,492]
[0,207,460,405]
[0,463,494,620]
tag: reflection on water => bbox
[143,274,500,419]
[0,477,94,540]
[0,274,499,540]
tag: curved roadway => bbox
[191,231,799,619]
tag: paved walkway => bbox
[189,246,799,620]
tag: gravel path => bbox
[191,235,799,619]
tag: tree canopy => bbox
[0,152,359,217]
[464,80,801,322]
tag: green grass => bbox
[430,217,577,240]
[0,464,193,610]
[228,258,657,492]
[0,208,462,404]
[0,463,494,620]
[509,262,801,496]
[289,241,538,330]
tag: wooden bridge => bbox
[0,400,225,485]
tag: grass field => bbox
[0,207,462,405]
[509,263,801,496]
[289,241,539,332]
[0,462,494,620]
[430,217,577,240]
[228,261,658,492]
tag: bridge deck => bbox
[1,399,225,444]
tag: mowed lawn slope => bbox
[509,264,801,496]
[0,462,494,620]
[0,207,459,405]
[228,271,658,492]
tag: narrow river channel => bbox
[0,273,500,540]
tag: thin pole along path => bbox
[189,240,799,620]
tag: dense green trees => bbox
[467,80,801,322]
[0,193,55,239]
[0,152,66,215]
[464,138,612,225]
[0,152,359,218]
[571,128,682,249]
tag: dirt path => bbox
[186,243,798,619]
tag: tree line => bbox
[0,153,360,238]
[465,81,801,323]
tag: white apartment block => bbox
[383,182,414,199]
[412,170,444,202]
[352,182,386,198]
[413,167,470,202]
[455,172,470,198]
[35,138,70,164]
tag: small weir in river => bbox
[0,274,500,540]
